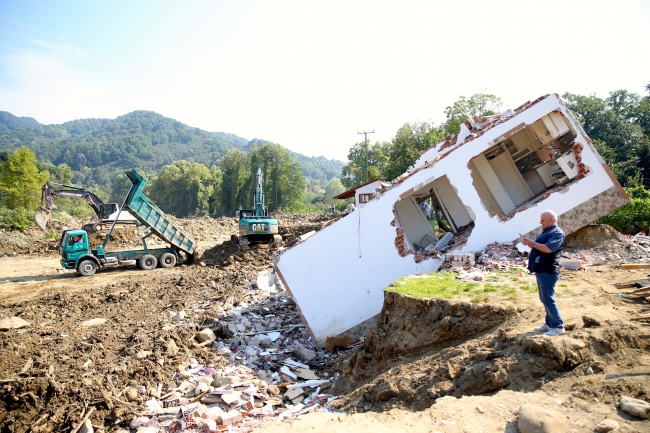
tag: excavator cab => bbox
[99,203,118,220]
[238,209,254,221]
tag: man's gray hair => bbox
[542,210,557,221]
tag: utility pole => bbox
[357,130,374,182]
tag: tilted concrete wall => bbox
[276,93,629,346]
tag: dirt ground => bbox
[1,219,650,433]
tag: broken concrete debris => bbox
[0,316,30,330]
[619,395,650,419]
[121,268,342,432]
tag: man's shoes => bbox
[544,327,566,337]
[534,324,550,332]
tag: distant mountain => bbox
[0,111,41,131]
[0,110,343,188]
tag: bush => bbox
[0,208,34,231]
[598,183,650,235]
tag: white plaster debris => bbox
[0,316,30,330]
[275,93,630,345]
[128,269,343,432]
[80,318,107,327]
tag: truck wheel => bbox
[78,260,97,276]
[159,253,177,268]
[139,254,157,270]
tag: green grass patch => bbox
[471,295,485,304]
[386,271,548,303]
[520,283,537,293]
[386,272,478,299]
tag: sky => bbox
[0,0,649,162]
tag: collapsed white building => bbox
[275,94,629,346]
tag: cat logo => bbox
[250,223,268,232]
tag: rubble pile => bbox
[200,239,272,269]
[0,250,344,432]
[439,225,650,276]
[126,280,339,432]
[181,217,239,244]
[272,211,345,244]
[563,224,650,265]
[439,241,527,274]
[0,211,351,433]
[0,235,59,256]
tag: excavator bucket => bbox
[34,213,49,231]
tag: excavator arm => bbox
[35,182,108,231]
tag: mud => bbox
[566,224,647,261]
[0,212,341,433]
[0,265,245,432]
[2,215,650,433]
[329,277,650,416]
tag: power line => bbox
[0,43,22,53]
[0,15,124,63]
[0,26,120,68]
[357,130,374,182]
[0,26,92,58]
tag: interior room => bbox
[469,112,579,215]
[393,175,474,251]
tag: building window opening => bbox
[358,193,372,204]
[393,176,475,261]
[470,113,581,216]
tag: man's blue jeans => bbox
[536,272,564,329]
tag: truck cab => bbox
[59,230,97,274]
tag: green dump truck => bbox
[59,169,196,276]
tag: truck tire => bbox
[158,253,177,268]
[78,259,97,276]
[139,254,157,270]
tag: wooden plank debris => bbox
[621,263,650,270]
[623,287,650,296]
[611,279,650,289]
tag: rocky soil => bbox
[1,214,650,433]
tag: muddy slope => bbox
[342,292,516,380]
[329,290,650,413]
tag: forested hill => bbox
[0,110,343,188]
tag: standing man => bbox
[521,210,566,336]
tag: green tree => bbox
[383,121,445,181]
[283,160,306,211]
[246,143,306,212]
[148,160,219,217]
[443,93,503,135]
[340,141,388,189]
[221,149,250,216]
[0,147,48,210]
[325,177,345,199]
[564,89,650,183]
[599,172,650,234]
[109,172,134,203]
[37,162,73,184]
